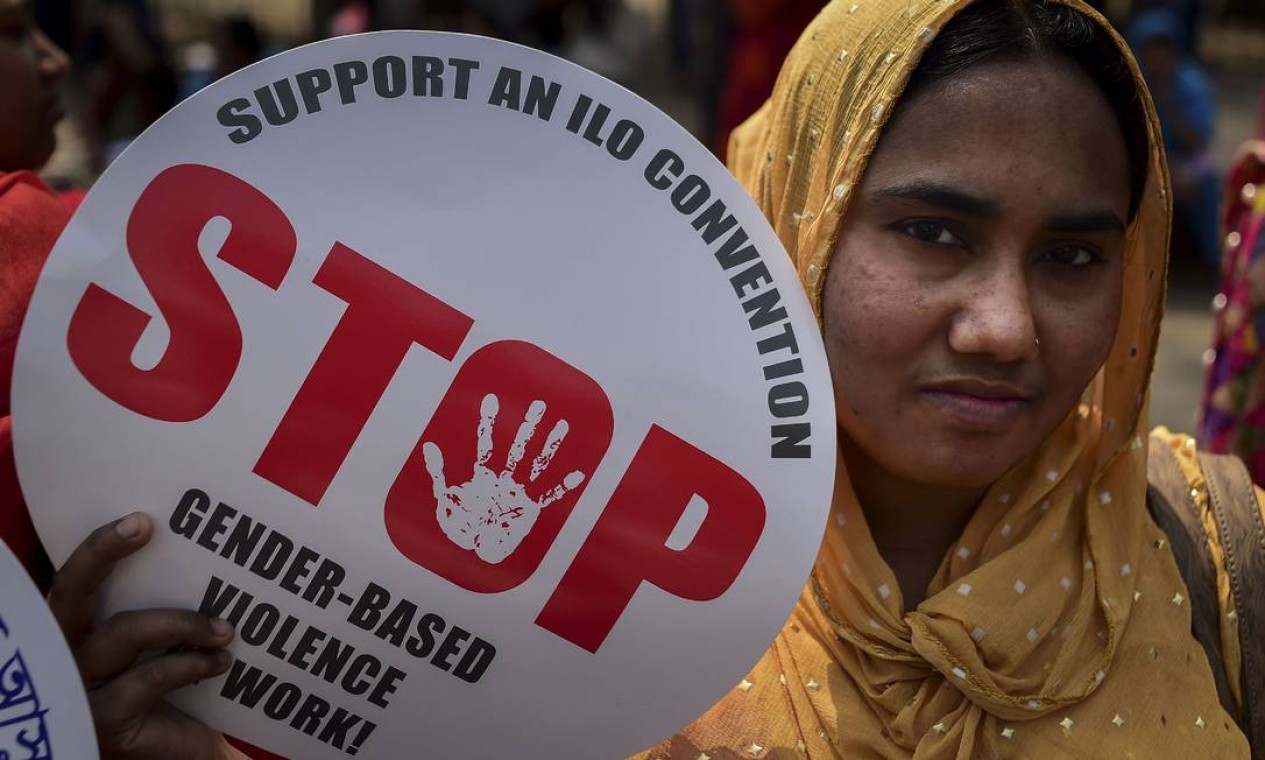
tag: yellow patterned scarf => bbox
[638,0,1251,757]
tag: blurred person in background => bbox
[524,0,614,51]
[1132,0,1223,56]
[80,0,178,169]
[1127,8,1221,269]
[713,0,822,157]
[416,0,497,34]
[670,0,733,157]
[178,14,274,101]
[1,2,74,521]
[214,15,263,80]
[327,0,373,37]
[1198,96,1265,481]
[2,4,250,757]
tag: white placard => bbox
[14,32,835,759]
[0,539,99,759]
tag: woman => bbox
[639,0,1260,757]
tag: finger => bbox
[77,610,233,684]
[48,513,153,648]
[529,419,569,482]
[422,442,449,497]
[90,649,233,733]
[476,394,498,467]
[504,399,546,477]
[539,470,586,507]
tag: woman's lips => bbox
[921,389,1032,430]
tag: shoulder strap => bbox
[1145,442,1238,718]
[1198,450,1265,753]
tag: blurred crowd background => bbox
[28,0,1265,430]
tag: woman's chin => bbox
[915,468,1002,491]
[886,447,1022,492]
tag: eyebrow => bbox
[876,180,1125,235]
[1046,209,1126,236]
[877,181,1001,218]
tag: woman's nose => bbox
[947,265,1038,363]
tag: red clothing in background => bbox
[0,171,72,583]
[715,0,824,158]
[0,171,280,759]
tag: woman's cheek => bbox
[827,294,922,427]
[1042,290,1119,389]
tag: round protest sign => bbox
[14,32,835,758]
[0,539,98,759]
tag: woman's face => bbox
[0,0,69,171]
[823,56,1131,492]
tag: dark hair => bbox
[902,0,1149,220]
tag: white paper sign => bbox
[0,539,98,759]
[14,32,835,759]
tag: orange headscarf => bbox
[637,0,1250,756]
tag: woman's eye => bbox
[900,220,960,247]
[1046,244,1100,268]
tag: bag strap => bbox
[1145,441,1238,718]
[1198,449,1265,753]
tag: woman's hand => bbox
[47,512,243,759]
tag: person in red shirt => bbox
[0,2,253,757]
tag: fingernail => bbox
[210,618,233,637]
[215,649,234,668]
[115,514,142,538]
